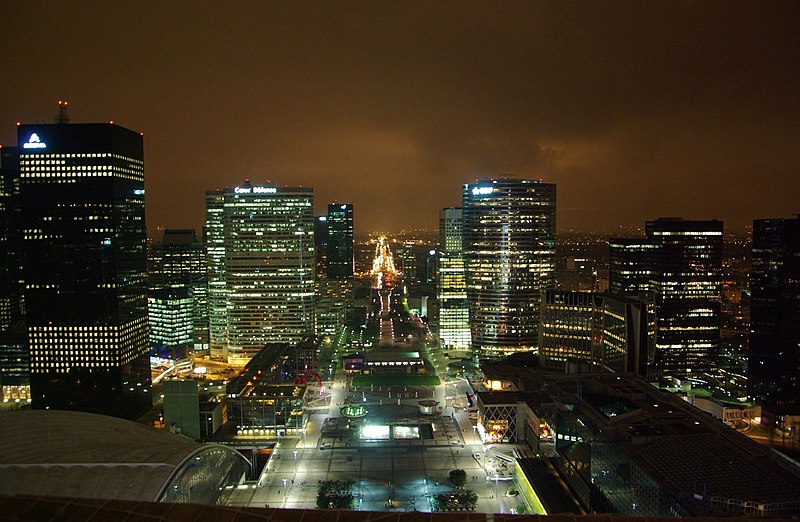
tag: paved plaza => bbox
[228,371,528,514]
[229,429,522,513]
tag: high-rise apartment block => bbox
[462,179,556,358]
[437,207,470,350]
[17,123,152,419]
[539,290,652,375]
[149,229,208,350]
[610,218,723,379]
[206,180,314,364]
[750,216,800,416]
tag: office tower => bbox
[314,215,328,278]
[437,207,470,350]
[539,290,652,375]
[750,216,800,415]
[326,203,353,279]
[148,287,194,358]
[0,146,29,402]
[206,180,314,364]
[396,241,437,289]
[149,229,208,350]
[608,237,656,297]
[610,218,722,378]
[462,179,556,358]
[18,123,151,419]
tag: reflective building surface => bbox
[18,123,151,419]
[326,203,354,279]
[462,179,556,359]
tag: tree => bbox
[316,479,355,509]
[448,468,467,488]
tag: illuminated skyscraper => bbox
[749,216,800,415]
[437,207,470,350]
[17,123,151,419]
[326,203,353,280]
[610,218,722,378]
[149,229,208,350]
[148,287,194,358]
[205,180,314,364]
[462,179,556,358]
[314,214,328,278]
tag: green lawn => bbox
[351,374,441,387]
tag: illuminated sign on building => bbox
[22,133,46,149]
[471,186,493,196]
[234,186,277,194]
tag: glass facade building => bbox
[18,123,151,419]
[148,229,208,349]
[205,181,314,364]
[326,203,353,279]
[0,146,29,401]
[462,179,556,358]
[539,290,652,375]
[749,216,800,415]
[610,218,722,379]
[148,287,194,358]
[437,207,470,350]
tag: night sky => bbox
[2,2,798,235]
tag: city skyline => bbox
[2,2,799,235]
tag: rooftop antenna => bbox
[55,100,70,124]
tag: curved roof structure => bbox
[0,410,227,502]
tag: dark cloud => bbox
[2,1,798,234]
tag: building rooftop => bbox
[545,373,800,508]
[0,410,201,501]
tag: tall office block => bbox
[314,215,328,279]
[608,237,656,297]
[148,287,194,358]
[206,180,314,364]
[313,205,352,341]
[539,290,652,375]
[149,229,208,349]
[18,123,151,419]
[437,207,470,350]
[462,179,556,358]
[0,146,28,401]
[750,217,800,415]
[610,218,722,378]
[647,218,722,377]
[326,203,353,280]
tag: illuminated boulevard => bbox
[228,237,547,514]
